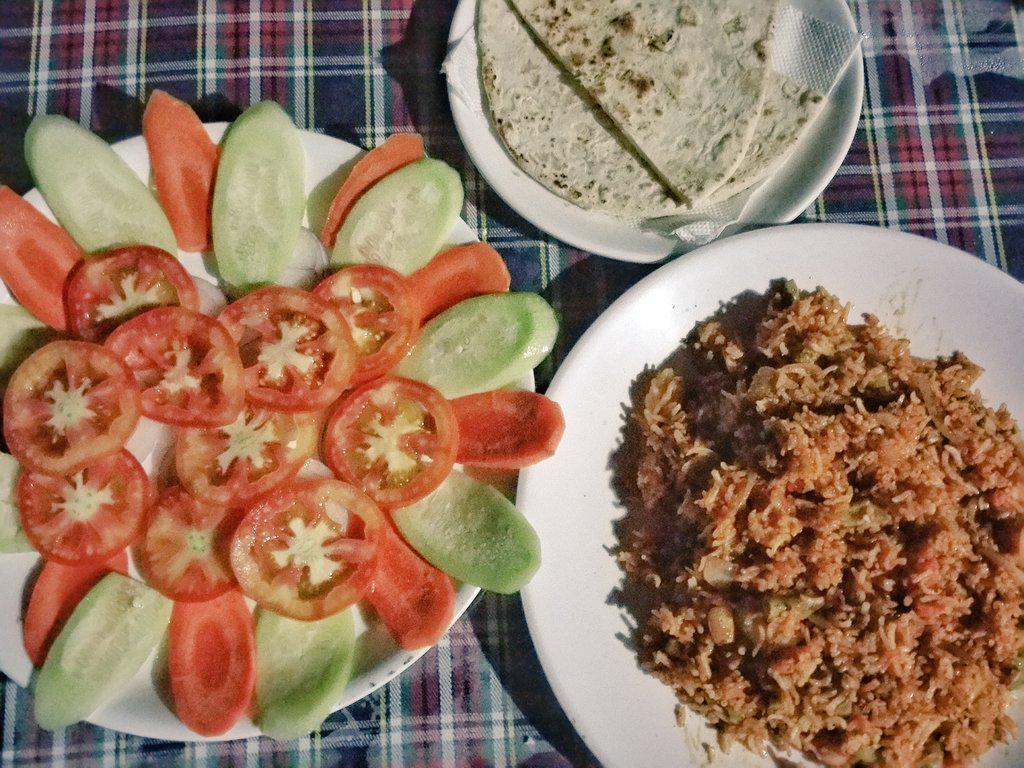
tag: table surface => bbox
[0,1,1022,766]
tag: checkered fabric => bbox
[0,1,1021,766]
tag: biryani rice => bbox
[621,286,1024,767]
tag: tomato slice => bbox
[64,245,200,342]
[323,377,457,509]
[217,287,356,412]
[176,403,318,507]
[18,450,150,565]
[3,340,141,474]
[367,523,455,650]
[312,266,419,384]
[230,478,384,621]
[136,486,240,602]
[104,306,244,427]
[22,551,129,667]
[169,591,255,736]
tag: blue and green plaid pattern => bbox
[0,1,1022,765]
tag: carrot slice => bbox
[406,242,512,323]
[169,590,255,736]
[367,524,455,650]
[0,186,82,331]
[451,390,565,469]
[143,90,218,252]
[22,551,129,667]
[320,133,425,248]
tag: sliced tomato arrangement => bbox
[312,265,419,384]
[64,245,199,341]
[18,450,150,565]
[3,340,141,475]
[217,286,356,412]
[176,403,318,506]
[323,377,458,509]
[104,306,244,427]
[135,486,239,602]
[169,591,255,736]
[22,551,129,667]
[230,478,384,621]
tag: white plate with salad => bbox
[0,94,563,740]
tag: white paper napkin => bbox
[444,3,863,248]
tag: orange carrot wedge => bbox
[450,390,565,469]
[169,591,256,736]
[23,551,129,667]
[406,242,512,322]
[143,89,218,252]
[320,133,425,248]
[0,186,82,331]
[367,525,455,650]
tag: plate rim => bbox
[0,123,498,742]
[446,0,866,263]
[516,222,1024,768]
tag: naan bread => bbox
[478,0,685,218]
[508,0,777,207]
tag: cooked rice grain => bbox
[622,287,1024,767]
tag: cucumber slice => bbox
[392,470,540,594]
[330,158,463,275]
[254,608,356,740]
[0,304,55,384]
[394,293,557,398]
[0,451,30,553]
[212,101,306,297]
[34,573,172,730]
[24,115,177,254]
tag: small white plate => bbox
[447,0,864,263]
[0,124,519,741]
[517,224,1024,767]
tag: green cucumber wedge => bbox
[393,471,540,593]
[212,101,306,297]
[34,573,172,730]
[0,451,30,553]
[0,304,55,384]
[255,608,356,740]
[330,158,463,275]
[394,293,557,398]
[24,115,177,254]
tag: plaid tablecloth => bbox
[0,1,1022,766]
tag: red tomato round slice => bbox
[18,450,151,565]
[312,266,418,384]
[64,245,200,342]
[217,287,356,412]
[104,307,244,428]
[230,478,383,620]
[323,377,458,509]
[3,340,141,475]
[136,487,240,602]
[169,591,255,736]
[176,403,318,507]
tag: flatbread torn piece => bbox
[478,0,686,218]
[508,0,777,208]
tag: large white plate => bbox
[517,224,1024,767]
[0,124,507,741]
[447,0,865,263]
